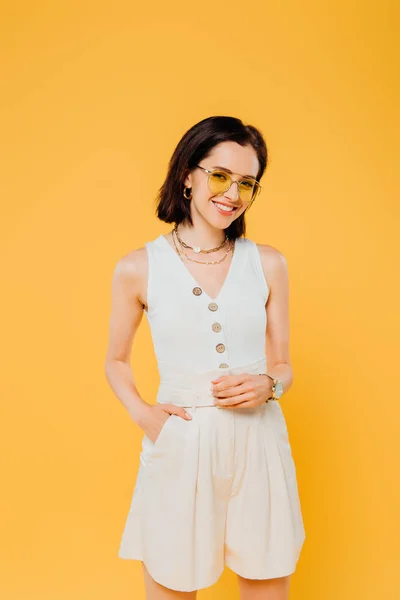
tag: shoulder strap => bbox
[247,239,270,301]
[144,235,180,315]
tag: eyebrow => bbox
[211,165,258,180]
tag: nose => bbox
[224,179,240,202]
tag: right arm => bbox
[104,248,150,425]
[104,247,192,441]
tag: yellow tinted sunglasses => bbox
[195,164,262,204]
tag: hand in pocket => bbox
[140,403,192,444]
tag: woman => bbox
[105,115,306,599]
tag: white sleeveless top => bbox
[144,234,270,388]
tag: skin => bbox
[105,140,294,599]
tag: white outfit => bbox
[118,234,306,592]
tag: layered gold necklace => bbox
[173,224,228,254]
[172,225,234,265]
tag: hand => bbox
[137,403,192,444]
[211,373,272,409]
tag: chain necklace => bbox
[172,228,234,265]
[173,224,228,254]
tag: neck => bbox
[175,223,226,249]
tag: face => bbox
[183,141,260,229]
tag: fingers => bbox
[213,382,249,399]
[214,391,256,408]
[164,403,192,420]
[212,373,249,394]
[215,394,260,409]
[213,381,255,398]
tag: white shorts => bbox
[118,360,306,592]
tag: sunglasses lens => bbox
[239,179,258,202]
[208,171,231,195]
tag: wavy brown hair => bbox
[155,116,268,239]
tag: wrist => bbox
[128,401,152,425]
[258,374,273,401]
[258,373,284,401]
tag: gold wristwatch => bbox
[259,373,284,402]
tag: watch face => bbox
[274,380,284,398]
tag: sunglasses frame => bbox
[194,164,262,205]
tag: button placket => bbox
[192,290,230,371]
[206,300,230,370]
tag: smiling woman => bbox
[105,115,306,598]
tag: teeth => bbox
[213,201,235,212]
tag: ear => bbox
[183,167,194,188]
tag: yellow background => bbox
[1,1,399,598]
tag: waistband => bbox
[156,356,267,408]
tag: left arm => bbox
[260,244,293,397]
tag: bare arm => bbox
[259,245,294,397]
[104,248,150,425]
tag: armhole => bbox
[250,240,270,302]
[144,241,153,315]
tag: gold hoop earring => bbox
[183,186,192,200]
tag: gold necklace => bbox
[173,224,228,254]
[172,228,234,265]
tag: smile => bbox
[212,200,238,215]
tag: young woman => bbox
[105,115,306,599]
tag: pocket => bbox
[153,413,174,448]
[141,413,175,461]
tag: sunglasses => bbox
[195,164,262,204]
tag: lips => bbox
[211,200,238,212]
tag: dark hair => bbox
[155,116,268,239]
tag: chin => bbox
[206,212,235,229]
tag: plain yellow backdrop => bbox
[1,1,399,599]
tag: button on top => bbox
[208,302,218,312]
[219,363,229,368]
[192,287,202,296]
[212,322,222,333]
[216,343,226,353]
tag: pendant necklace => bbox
[173,224,228,254]
[172,228,234,265]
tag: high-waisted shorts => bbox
[118,358,306,592]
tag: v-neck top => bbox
[144,234,270,378]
